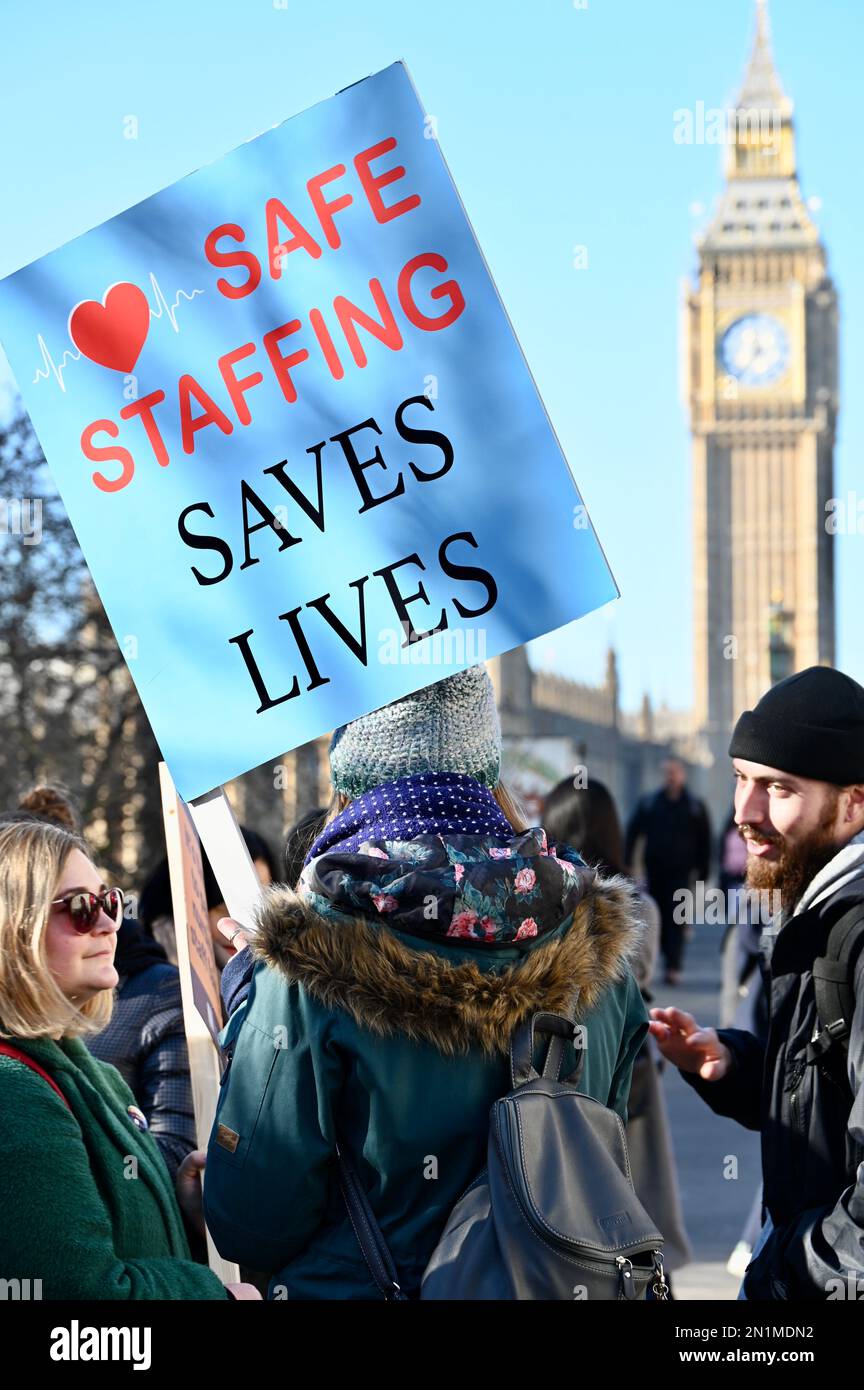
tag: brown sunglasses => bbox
[50,888,125,933]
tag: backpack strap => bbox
[509,1013,582,1088]
[509,988,584,1089]
[0,1041,72,1111]
[806,900,864,1065]
[335,1141,408,1301]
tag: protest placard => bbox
[0,61,617,805]
[159,761,240,1283]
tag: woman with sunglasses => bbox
[0,819,260,1299]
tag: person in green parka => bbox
[204,665,651,1299]
[0,818,260,1300]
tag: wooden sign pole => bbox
[159,762,241,1284]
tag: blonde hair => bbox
[323,779,530,833]
[0,821,114,1040]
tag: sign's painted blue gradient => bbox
[0,63,616,801]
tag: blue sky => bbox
[1,0,860,714]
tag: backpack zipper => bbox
[651,1250,669,1300]
[615,1256,636,1300]
[787,1059,807,1186]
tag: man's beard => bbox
[742,790,841,914]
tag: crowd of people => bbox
[0,660,863,1301]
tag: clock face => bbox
[719,314,790,386]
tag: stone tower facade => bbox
[685,0,838,809]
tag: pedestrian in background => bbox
[625,758,712,985]
[220,806,326,1022]
[545,775,692,1284]
[138,825,276,971]
[718,806,756,1029]
[716,809,770,1280]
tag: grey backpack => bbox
[338,1009,668,1301]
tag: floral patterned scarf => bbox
[299,771,591,946]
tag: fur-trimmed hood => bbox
[249,873,647,1057]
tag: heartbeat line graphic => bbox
[32,273,205,393]
[31,338,82,391]
[145,273,205,333]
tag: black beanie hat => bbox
[729,666,864,785]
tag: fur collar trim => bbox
[249,874,645,1056]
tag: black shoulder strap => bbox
[335,1141,408,1301]
[509,1012,581,1088]
[509,989,583,1089]
[808,899,864,1062]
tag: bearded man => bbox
[649,666,864,1300]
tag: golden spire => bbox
[736,0,788,110]
[728,0,795,180]
[700,0,817,254]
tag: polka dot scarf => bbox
[304,771,512,866]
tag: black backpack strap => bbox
[335,1142,407,1301]
[806,900,864,1064]
[509,990,583,1089]
[509,1013,575,1088]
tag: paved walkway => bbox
[650,921,762,1300]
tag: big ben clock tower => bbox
[685,0,839,811]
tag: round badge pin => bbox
[127,1104,148,1131]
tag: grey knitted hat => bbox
[329,665,502,799]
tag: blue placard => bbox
[0,62,617,801]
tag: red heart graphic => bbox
[68,282,150,373]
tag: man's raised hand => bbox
[648,1007,732,1081]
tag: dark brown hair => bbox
[542,778,625,878]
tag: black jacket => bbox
[624,789,711,884]
[683,890,864,1300]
